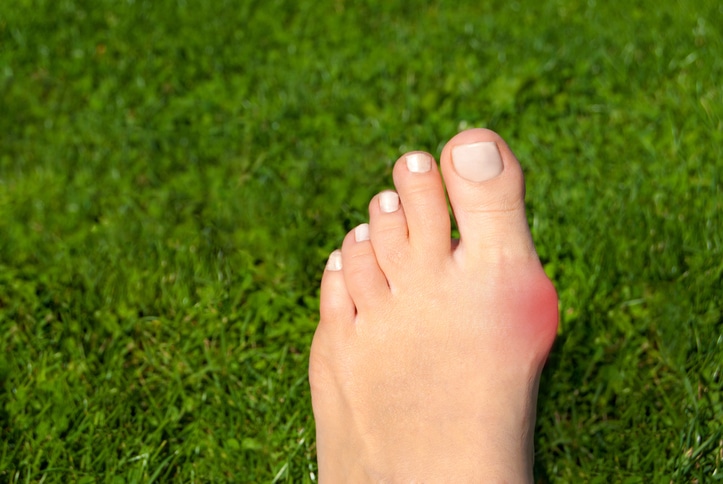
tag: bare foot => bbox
[310,129,558,482]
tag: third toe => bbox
[367,190,410,270]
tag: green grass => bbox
[1,0,721,481]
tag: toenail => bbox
[354,223,370,242]
[406,152,432,173]
[379,191,400,213]
[326,250,342,271]
[452,141,503,182]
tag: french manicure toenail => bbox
[326,250,342,271]
[452,141,503,182]
[379,191,400,213]
[355,223,370,242]
[406,153,432,173]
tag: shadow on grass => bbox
[534,332,569,483]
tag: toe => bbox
[440,128,536,261]
[391,151,451,258]
[367,190,411,273]
[319,250,355,327]
[341,224,391,312]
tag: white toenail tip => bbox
[406,153,432,173]
[354,223,370,242]
[452,141,503,182]
[326,250,342,271]
[379,191,400,213]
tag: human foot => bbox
[310,128,558,482]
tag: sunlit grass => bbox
[1,0,721,481]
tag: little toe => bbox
[318,250,355,328]
[440,128,536,261]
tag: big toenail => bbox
[452,141,503,182]
[325,250,343,271]
[379,191,400,213]
[406,153,432,173]
[355,223,370,242]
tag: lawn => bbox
[0,0,721,481]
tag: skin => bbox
[310,128,558,483]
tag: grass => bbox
[0,0,721,481]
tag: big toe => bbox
[440,128,536,261]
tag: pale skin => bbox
[310,128,559,483]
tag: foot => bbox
[309,128,558,482]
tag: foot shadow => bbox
[533,332,568,483]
